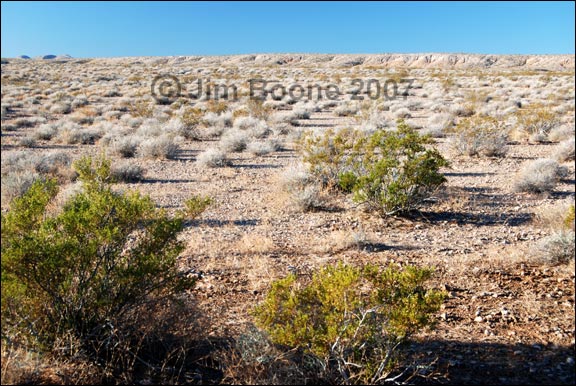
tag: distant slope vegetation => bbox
[132,53,575,71]
[5,53,573,71]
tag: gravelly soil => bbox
[1,57,574,384]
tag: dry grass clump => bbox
[279,164,324,212]
[422,112,454,137]
[548,124,575,142]
[49,102,72,114]
[536,232,575,265]
[552,137,575,162]
[1,172,42,206]
[533,199,575,265]
[13,116,46,129]
[514,105,560,142]
[449,102,475,117]
[450,115,509,157]
[534,198,576,231]
[138,134,180,159]
[108,135,141,158]
[196,147,231,168]
[247,141,275,156]
[334,102,359,117]
[246,98,272,121]
[220,129,248,152]
[203,111,233,129]
[34,152,74,181]
[34,122,58,140]
[110,161,145,182]
[513,158,568,193]
[56,121,103,145]
[18,136,37,148]
[219,326,321,385]
[291,103,312,120]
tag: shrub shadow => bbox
[395,339,575,385]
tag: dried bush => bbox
[515,105,560,140]
[1,172,42,206]
[220,129,248,153]
[196,147,230,168]
[513,158,568,193]
[450,115,509,157]
[34,123,58,140]
[536,231,575,265]
[334,102,359,117]
[552,137,575,162]
[279,164,324,212]
[18,136,36,148]
[247,98,272,121]
[110,162,145,182]
[138,135,180,159]
[109,135,141,158]
[247,141,274,156]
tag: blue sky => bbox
[1,1,574,57]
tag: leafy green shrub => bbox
[298,127,361,189]
[564,204,575,230]
[349,122,448,215]
[299,121,448,216]
[184,195,212,219]
[253,262,445,384]
[1,155,200,359]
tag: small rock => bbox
[474,316,484,322]
[567,357,574,365]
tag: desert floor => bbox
[1,55,574,384]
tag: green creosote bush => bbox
[184,195,212,219]
[253,262,445,384]
[1,155,202,358]
[298,126,362,190]
[564,205,575,230]
[299,120,449,216]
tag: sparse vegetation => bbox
[1,54,574,385]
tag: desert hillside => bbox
[7,53,575,71]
